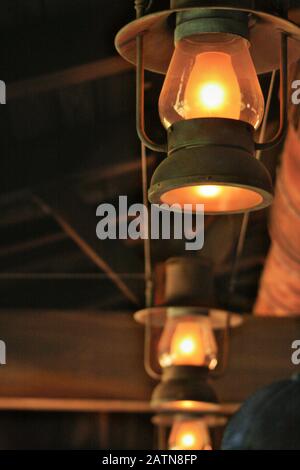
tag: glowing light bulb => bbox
[161,185,263,213]
[199,82,226,110]
[181,433,195,448]
[158,316,218,369]
[183,51,241,120]
[170,323,205,366]
[169,418,212,450]
[179,337,196,355]
[159,34,264,129]
[196,185,222,198]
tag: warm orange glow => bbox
[161,185,263,213]
[180,401,199,410]
[181,433,196,448]
[196,185,222,198]
[155,399,220,413]
[184,52,241,120]
[199,83,225,110]
[159,34,264,130]
[169,419,212,450]
[158,316,218,369]
[170,322,205,366]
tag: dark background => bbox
[0,0,287,449]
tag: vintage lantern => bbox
[152,413,228,450]
[134,257,243,412]
[115,1,300,213]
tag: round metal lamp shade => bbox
[149,157,273,214]
[115,6,300,76]
[148,119,273,215]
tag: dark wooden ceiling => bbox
[0,0,283,312]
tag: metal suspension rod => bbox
[136,35,168,153]
[141,143,154,308]
[135,0,145,18]
[229,68,277,297]
[256,69,277,161]
[135,0,155,309]
[144,315,162,380]
[135,1,167,153]
[255,33,288,151]
[134,0,153,17]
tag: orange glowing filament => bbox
[170,322,206,366]
[183,52,241,120]
[196,185,222,198]
[169,419,212,450]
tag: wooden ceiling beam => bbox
[0,310,299,405]
[7,56,133,100]
[0,397,240,415]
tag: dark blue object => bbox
[222,374,300,450]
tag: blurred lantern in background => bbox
[152,414,227,450]
[135,306,241,413]
[158,312,218,370]
[169,416,212,450]
[134,257,242,413]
